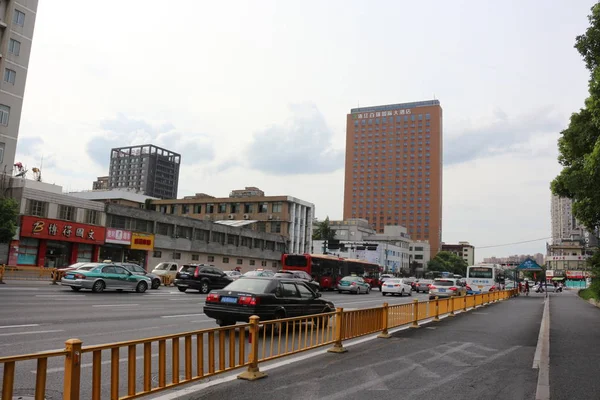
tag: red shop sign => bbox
[20,216,106,245]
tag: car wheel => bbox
[400,289,404,297]
[199,281,210,294]
[409,291,412,296]
[92,280,105,293]
[70,287,81,292]
[177,287,187,293]
[151,279,161,290]
[136,281,148,293]
[382,291,386,296]
[367,287,371,294]
[338,290,343,294]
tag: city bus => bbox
[465,264,498,293]
[281,254,381,290]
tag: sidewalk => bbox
[550,291,600,400]
[163,294,545,400]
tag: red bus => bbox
[281,253,381,290]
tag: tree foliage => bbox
[312,216,336,241]
[0,197,18,244]
[426,251,468,277]
[552,4,600,232]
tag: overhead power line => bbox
[477,237,552,249]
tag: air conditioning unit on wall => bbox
[228,214,234,220]
[268,215,273,220]
[243,214,249,220]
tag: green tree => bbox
[312,217,336,240]
[0,198,18,244]
[427,251,468,276]
[551,4,600,232]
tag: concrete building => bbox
[342,100,443,259]
[0,0,38,174]
[105,204,286,272]
[317,218,377,241]
[92,176,109,190]
[551,195,580,243]
[409,241,431,274]
[150,187,314,254]
[68,189,157,209]
[108,144,181,199]
[545,239,591,275]
[2,177,107,267]
[441,241,475,266]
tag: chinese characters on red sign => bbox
[21,216,106,245]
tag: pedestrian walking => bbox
[525,281,530,296]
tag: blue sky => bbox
[15,0,595,261]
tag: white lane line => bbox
[0,324,39,329]
[0,329,63,337]
[161,313,205,318]
[189,319,213,323]
[92,304,140,307]
[35,295,88,298]
[535,297,550,400]
[168,298,193,301]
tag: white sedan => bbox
[381,278,412,296]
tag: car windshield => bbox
[78,266,96,271]
[274,273,294,278]
[433,280,455,287]
[224,278,272,293]
[154,263,169,270]
[341,276,360,282]
[386,279,401,284]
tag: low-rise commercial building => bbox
[441,241,475,266]
[149,187,314,254]
[5,178,107,267]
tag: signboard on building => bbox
[130,233,154,251]
[20,216,105,245]
[106,228,132,245]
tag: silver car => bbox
[61,264,152,293]
[116,262,162,290]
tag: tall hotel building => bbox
[342,100,443,257]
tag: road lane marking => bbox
[0,329,63,337]
[92,304,140,307]
[535,296,550,400]
[161,313,205,318]
[0,324,39,329]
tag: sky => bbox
[14,0,595,262]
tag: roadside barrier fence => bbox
[0,289,518,399]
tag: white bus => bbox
[466,264,498,293]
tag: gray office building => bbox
[108,144,181,199]
[0,0,38,174]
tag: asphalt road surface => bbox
[187,294,544,400]
[0,281,430,399]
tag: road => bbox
[0,281,430,398]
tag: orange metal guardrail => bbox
[160,275,174,287]
[0,288,518,399]
[0,264,59,283]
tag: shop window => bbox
[223,257,229,264]
[207,255,215,262]
[176,226,192,239]
[59,205,76,221]
[153,251,162,258]
[173,252,181,260]
[237,259,243,265]
[249,260,256,266]
[17,237,38,265]
[192,254,199,261]
[272,202,282,213]
[156,223,173,236]
[194,229,208,241]
[77,244,93,262]
[27,200,47,217]
[85,210,99,225]
[261,260,267,267]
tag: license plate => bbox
[179,274,189,278]
[439,289,446,292]
[220,297,237,303]
[65,274,74,279]
[386,285,394,287]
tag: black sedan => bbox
[274,270,320,292]
[203,277,334,327]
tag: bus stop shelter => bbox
[515,258,547,295]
